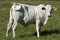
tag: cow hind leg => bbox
[6,19,13,37]
[12,20,18,38]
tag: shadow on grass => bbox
[18,29,60,38]
[33,29,60,36]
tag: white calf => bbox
[6,3,57,38]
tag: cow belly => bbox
[23,7,36,23]
[28,7,35,20]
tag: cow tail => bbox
[9,7,13,23]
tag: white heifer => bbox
[43,5,57,26]
[6,3,57,38]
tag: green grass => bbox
[0,0,60,40]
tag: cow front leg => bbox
[43,17,48,26]
[36,19,40,38]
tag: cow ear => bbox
[52,7,57,11]
[42,7,46,10]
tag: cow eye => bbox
[42,7,46,10]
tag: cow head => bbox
[42,5,57,26]
[45,5,57,17]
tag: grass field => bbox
[0,0,60,40]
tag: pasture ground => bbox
[0,0,60,40]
